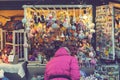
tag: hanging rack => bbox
[23,5,92,10]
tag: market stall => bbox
[22,5,96,80]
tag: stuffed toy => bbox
[1,53,9,63]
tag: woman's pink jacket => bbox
[44,47,80,80]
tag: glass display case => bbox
[96,5,120,60]
[114,7,120,59]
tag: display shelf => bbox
[95,64,119,80]
[96,5,120,60]
[3,29,26,61]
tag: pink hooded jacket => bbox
[44,47,80,80]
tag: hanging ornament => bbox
[74,32,78,37]
[66,35,69,40]
[36,23,42,32]
[40,15,45,23]
[89,51,94,58]
[28,33,34,38]
[83,14,88,20]
[29,19,35,27]
[26,27,30,32]
[71,25,76,30]
[90,29,95,33]
[88,22,95,29]
[56,36,60,40]
[22,18,27,24]
[63,19,69,29]
[34,13,38,24]
[78,34,85,39]
[47,12,53,20]
[78,31,85,39]
[30,28,36,34]
[61,27,66,32]
[46,19,53,28]
[70,15,74,25]
[90,58,96,65]
[88,34,93,40]
[52,22,59,29]
[23,42,29,48]
[61,32,65,37]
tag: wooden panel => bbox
[109,2,120,8]
[0,10,24,26]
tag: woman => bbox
[44,47,80,80]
